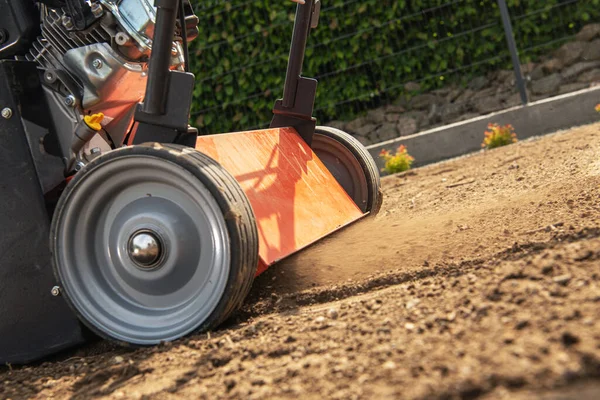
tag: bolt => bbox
[51,286,61,296]
[91,147,101,155]
[1,107,12,119]
[92,59,103,69]
[64,95,76,107]
[44,71,57,83]
[75,161,85,171]
[91,2,104,18]
[62,16,74,30]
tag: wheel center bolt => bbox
[128,230,163,269]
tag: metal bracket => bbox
[269,0,319,146]
[311,0,321,28]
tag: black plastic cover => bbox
[0,60,86,364]
[0,0,40,58]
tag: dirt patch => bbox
[1,122,600,399]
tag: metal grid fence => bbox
[188,0,600,144]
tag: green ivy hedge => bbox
[188,0,600,134]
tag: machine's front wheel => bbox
[50,143,259,345]
[312,126,382,216]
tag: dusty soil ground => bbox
[2,122,600,400]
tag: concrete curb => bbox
[366,86,600,171]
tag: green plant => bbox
[379,145,414,174]
[189,0,600,134]
[482,123,517,149]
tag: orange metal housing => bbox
[196,127,364,276]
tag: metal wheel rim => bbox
[312,133,369,212]
[54,154,230,344]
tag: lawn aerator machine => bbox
[0,0,381,364]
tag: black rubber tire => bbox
[313,126,383,216]
[50,143,259,345]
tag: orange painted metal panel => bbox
[196,127,364,276]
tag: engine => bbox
[1,0,197,171]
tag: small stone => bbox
[404,322,416,331]
[561,331,580,347]
[471,87,496,100]
[582,39,600,61]
[404,81,421,92]
[468,76,489,91]
[366,108,386,124]
[383,361,396,369]
[314,316,326,324]
[574,249,594,261]
[541,263,555,275]
[397,117,418,136]
[474,96,503,114]
[113,356,124,364]
[405,298,421,310]
[455,89,474,104]
[224,378,236,391]
[446,88,463,102]
[384,113,401,123]
[578,68,600,83]
[375,124,399,141]
[559,83,589,94]
[576,23,600,41]
[285,335,297,343]
[553,274,572,285]
[515,319,529,330]
[345,117,368,133]
[503,334,515,344]
[561,61,600,81]
[385,105,406,114]
[541,58,564,74]
[327,308,339,320]
[439,102,467,121]
[530,65,546,81]
[532,73,562,95]
[355,123,377,137]
[555,41,586,66]
[410,94,443,110]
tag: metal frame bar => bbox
[497,0,529,105]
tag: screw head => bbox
[1,107,12,119]
[92,59,103,69]
[64,95,76,107]
[91,147,101,155]
[62,16,74,30]
[44,71,57,83]
[91,2,104,18]
[74,161,85,171]
[51,286,61,296]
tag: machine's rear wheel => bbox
[50,143,259,345]
[313,126,382,215]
